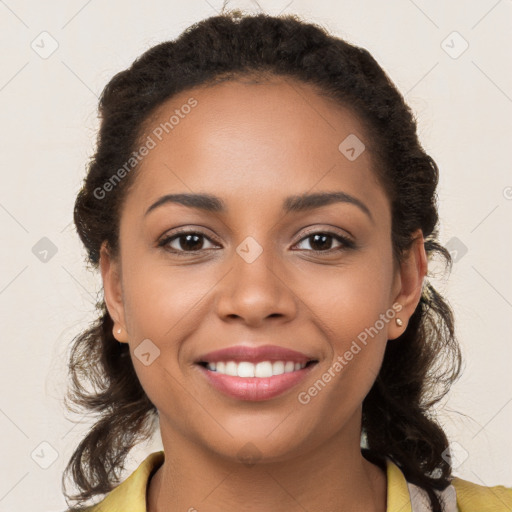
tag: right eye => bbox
[158,230,220,255]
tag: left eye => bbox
[294,232,354,253]
[158,230,354,255]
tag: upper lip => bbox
[195,345,317,364]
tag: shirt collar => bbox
[88,450,415,511]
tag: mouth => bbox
[194,345,319,401]
[196,359,318,377]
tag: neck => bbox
[148,416,387,512]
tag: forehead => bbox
[125,78,387,217]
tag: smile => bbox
[196,360,318,401]
[200,360,313,377]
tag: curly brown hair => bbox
[62,11,463,512]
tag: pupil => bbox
[310,234,331,251]
[181,234,202,251]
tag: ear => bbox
[387,229,427,340]
[99,240,128,343]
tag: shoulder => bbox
[81,451,165,512]
[452,476,512,511]
[386,457,512,512]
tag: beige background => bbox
[0,0,511,510]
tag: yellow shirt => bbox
[84,450,512,511]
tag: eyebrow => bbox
[144,191,373,223]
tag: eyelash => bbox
[157,228,356,257]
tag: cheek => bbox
[119,257,205,422]
[121,254,215,341]
[119,255,219,402]
[299,251,394,396]
[303,252,395,343]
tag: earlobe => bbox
[389,229,427,340]
[99,241,128,343]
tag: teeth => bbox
[205,360,308,377]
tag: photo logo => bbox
[93,97,198,200]
[297,303,403,405]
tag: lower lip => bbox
[196,363,317,401]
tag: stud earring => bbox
[395,318,403,327]
[117,328,122,334]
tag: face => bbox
[101,77,426,463]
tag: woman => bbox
[62,11,512,512]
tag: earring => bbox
[117,328,122,334]
[395,318,403,327]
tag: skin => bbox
[100,77,427,512]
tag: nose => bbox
[214,243,298,327]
